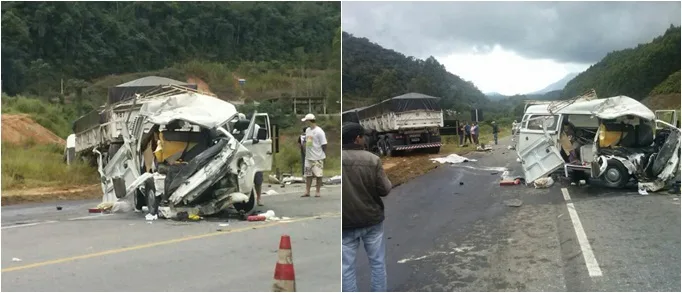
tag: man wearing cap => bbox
[342,122,392,292]
[301,113,327,198]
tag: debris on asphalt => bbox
[12,258,22,262]
[491,172,499,175]
[325,175,342,185]
[476,145,493,151]
[638,187,649,195]
[500,178,522,186]
[56,206,63,211]
[516,158,522,162]
[431,154,477,164]
[265,190,279,196]
[247,215,266,221]
[504,199,523,207]
[219,223,230,227]
[533,177,555,188]
[145,213,158,221]
[269,174,281,184]
[459,182,464,185]
[282,176,305,184]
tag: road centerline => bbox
[2,214,339,273]
[561,187,603,277]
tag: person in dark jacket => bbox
[342,122,392,292]
[464,121,472,144]
[492,121,499,145]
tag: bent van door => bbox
[517,114,564,183]
[241,112,273,172]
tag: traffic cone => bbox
[273,235,296,292]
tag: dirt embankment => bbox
[1,185,102,206]
[187,76,215,96]
[1,114,65,145]
[381,153,446,187]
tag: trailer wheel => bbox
[601,159,630,188]
[385,141,393,157]
[377,140,386,157]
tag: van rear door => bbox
[516,114,565,183]
[241,112,273,172]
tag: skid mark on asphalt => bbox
[2,213,340,273]
[561,188,603,277]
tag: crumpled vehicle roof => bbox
[526,95,656,120]
[139,92,237,128]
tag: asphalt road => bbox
[353,136,681,292]
[2,183,341,292]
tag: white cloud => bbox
[437,45,591,96]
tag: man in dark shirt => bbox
[342,122,392,292]
[464,122,472,144]
[492,121,499,145]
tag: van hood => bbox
[139,92,237,128]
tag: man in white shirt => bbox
[301,113,327,198]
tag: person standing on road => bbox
[301,113,327,198]
[472,122,480,145]
[298,126,307,176]
[511,120,518,135]
[464,121,472,144]
[492,121,499,145]
[458,121,465,146]
[341,122,392,292]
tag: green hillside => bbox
[1,2,340,111]
[650,70,681,96]
[562,25,681,100]
[342,32,490,113]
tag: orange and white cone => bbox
[273,235,296,292]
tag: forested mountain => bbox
[342,32,489,112]
[1,1,340,97]
[562,25,680,100]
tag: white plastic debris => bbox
[265,190,279,196]
[111,201,134,213]
[430,154,477,164]
[12,258,21,262]
[258,210,276,220]
[516,158,522,163]
[638,186,649,195]
[282,176,305,184]
[145,213,158,221]
[533,177,555,189]
[219,223,230,227]
[325,175,342,185]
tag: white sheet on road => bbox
[430,154,477,164]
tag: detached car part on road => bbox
[516,94,680,192]
[93,85,278,219]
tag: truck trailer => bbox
[344,93,444,156]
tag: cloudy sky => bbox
[342,1,681,96]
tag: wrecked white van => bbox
[93,85,277,219]
[516,95,680,192]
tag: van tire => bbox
[601,159,630,188]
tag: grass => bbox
[1,142,99,191]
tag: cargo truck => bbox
[343,93,444,156]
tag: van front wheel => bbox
[601,159,630,188]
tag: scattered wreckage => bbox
[91,85,278,220]
[516,94,680,192]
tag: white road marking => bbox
[68,214,114,221]
[561,188,603,277]
[1,221,58,230]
